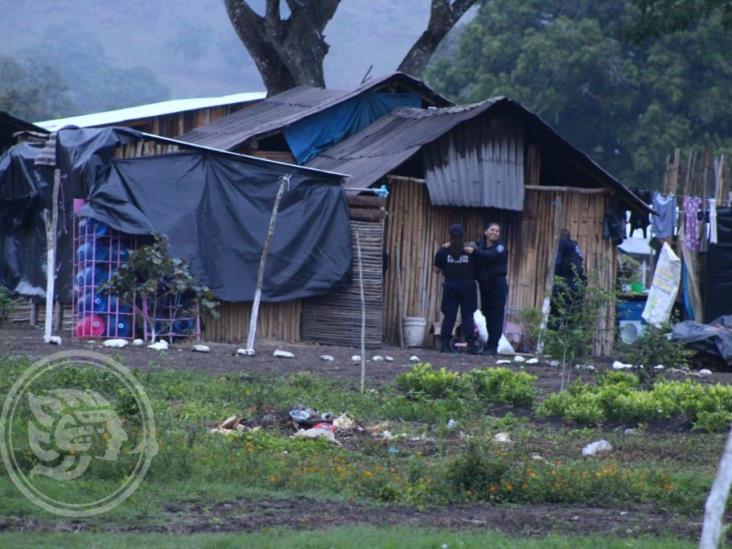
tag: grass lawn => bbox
[0,353,726,543]
[0,527,696,548]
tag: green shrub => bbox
[469,367,537,407]
[616,322,692,388]
[538,378,732,432]
[0,285,11,322]
[396,363,468,399]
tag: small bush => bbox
[469,368,537,407]
[396,363,468,399]
[616,322,692,388]
[538,378,732,431]
[0,285,11,322]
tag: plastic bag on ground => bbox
[497,335,515,355]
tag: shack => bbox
[308,99,651,354]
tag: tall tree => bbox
[427,0,732,188]
[224,0,476,94]
[629,0,732,39]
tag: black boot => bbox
[440,338,452,353]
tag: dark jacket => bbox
[475,239,508,284]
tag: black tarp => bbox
[671,315,732,367]
[0,127,352,304]
[704,243,732,322]
[0,127,140,301]
[80,151,351,302]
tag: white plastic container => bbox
[403,316,427,347]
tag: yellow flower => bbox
[363,471,373,478]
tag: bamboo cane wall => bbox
[204,300,302,343]
[383,176,521,344]
[301,219,385,348]
[511,188,617,355]
[383,176,617,354]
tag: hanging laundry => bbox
[683,196,703,251]
[603,200,626,245]
[709,198,718,244]
[651,192,676,239]
[628,188,652,238]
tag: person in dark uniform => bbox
[474,222,509,355]
[550,229,587,326]
[433,224,479,353]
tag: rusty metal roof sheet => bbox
[177,72,451,151]
[307,98,651,213]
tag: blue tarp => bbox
[283,92,420,164]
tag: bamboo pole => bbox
[700,422,732,548]
[42,168,60,343]
[244,174,290,355]
[356,231,366,393]
[396,241,405,348]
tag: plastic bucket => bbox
[403,316,427,347]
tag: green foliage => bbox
[102,234,219,340]
[0,55,75,120]
[396,364,537,408]
[427,0,732,188]
[470,368,537,407]
[0,286,12,323]
[396,363,468,399]
[539,376,732,431]
[616,322,692,388]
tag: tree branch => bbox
[398,0,477,77]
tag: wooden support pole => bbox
[42,169,60,343]
[700,422,732,548]
[356,231,366,394]
[244,174,290,355]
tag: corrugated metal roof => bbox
[35,92,265,132]
[177,72,452,151]
[308,98,651,213]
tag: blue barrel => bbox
[76,243,110,264]
[75,267,111,289]
[106,314,132,338]
[78,218,109,238]
[77,293,119,313]
[616,300,646,322]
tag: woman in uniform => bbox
[474,222,508,355]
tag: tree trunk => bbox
[398,0,477,77]
[224,0,340,94]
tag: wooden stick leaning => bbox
[700,422,732,548]
[244,174,290,355]
[356,231,366,394]
[42,168,61,343]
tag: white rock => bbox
[103,338,128,348]
[192,344,210,353]
[273,349,295,359]
[132,338,144,346]
[385,356,394,362]
[700,369,713,377]
[624,428,638,435]
[525,357,539,365]
[372,355,384,362]
[496,359,512,365]
[409,355,420,363]
[44,335,63,345]
[612,360,633,370]
[493,432,512,443]
[320,354,334,361]
[654,364,665,371]
[446,419,458,430]
[582,440,613,456]
[380,430,394,440]
[531,453,546,462]
[351,355,362,362]
[147,340,169,351]
[236,347,254,356]
[549,360,561,367]
[575,363,596,371]
[513,355,526,363]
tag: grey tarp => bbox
[671,315,732,367]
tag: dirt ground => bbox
[0,324,726,540]
[0,497,704,538]
[2,324,730,396]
